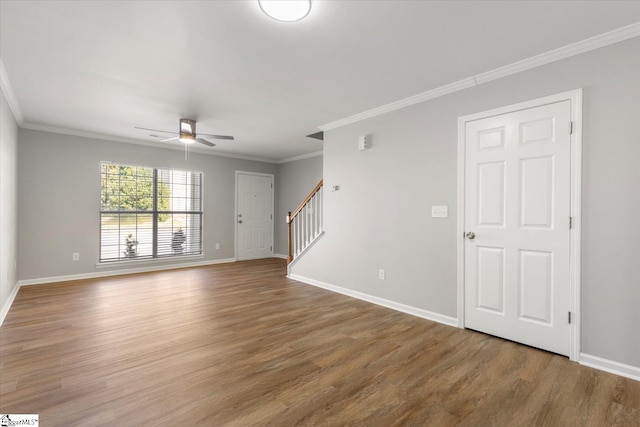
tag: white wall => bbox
[274,155,323,256]
[17,129,277,280]
[0,91,19,314]
[291,37,640,369]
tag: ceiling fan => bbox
[135,118,234,147]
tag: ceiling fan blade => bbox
[134,126,177,134]
[197,133,234,140]
[196,138,216,147]
[160,136,179,142]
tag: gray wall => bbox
[0,91,19,313]
[291,37,640,368]
[17,129,277,280]
[274,155,323,256]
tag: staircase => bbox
[286,180,323,264]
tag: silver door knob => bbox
[466,231,475,240]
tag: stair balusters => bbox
[287,180,323,264]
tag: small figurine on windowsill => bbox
[124,233,138,258]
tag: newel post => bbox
[286,211,293,264]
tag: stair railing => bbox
[286,180,323,264]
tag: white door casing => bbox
[235,172,274,261]
[457,90,582,360]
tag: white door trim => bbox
[456,89,582,361]
[234,171,275,261]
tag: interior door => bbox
[464,100,571,356]
[236,172,273,261]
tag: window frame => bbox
[99,161,204,263]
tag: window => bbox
[100,162,203,262]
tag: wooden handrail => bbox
[287,179,323,264]
[290,179,323,220]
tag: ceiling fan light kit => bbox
[179,133,196,144]
[258,0,312,22]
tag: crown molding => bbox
[23,122,168,147]
[320,21,640,132]
[474,21,640,86]
[200,149,278,164]
[0,60,25,125]
[319,78,476,132]
[21,123,279,164]
[277,150,323,164]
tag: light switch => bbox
[431,205,448,218]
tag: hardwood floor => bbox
[1,258,638,426]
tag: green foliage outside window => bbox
[101,164,170,221]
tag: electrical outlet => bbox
[379,269,386,280]
[215,243,220,250]
[72,253,80,261]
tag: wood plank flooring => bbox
[1,258,639,426]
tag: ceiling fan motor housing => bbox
[179,118,197,143]
[180,118,196,133]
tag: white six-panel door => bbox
[464,100,572,356]
[236,172,273,261]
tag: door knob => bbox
[465,231,476,240]
[238,220,243,224]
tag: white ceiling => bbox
[2,1,640,162]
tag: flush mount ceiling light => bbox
[259,0,312,22]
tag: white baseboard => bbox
[17,258,237,287]
[273,253,288,260]
[288,273,459,328]
[580,353,640,382]
[0,281,20,327]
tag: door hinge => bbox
[568,311,572,324]
[569,216,573,229]
[569,121,574,135]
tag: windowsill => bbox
[96,254,205,269]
